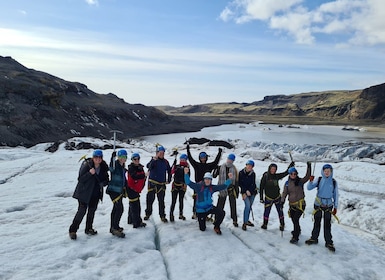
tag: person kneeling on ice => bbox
[281,163,311,244]
[305,164,339,252]
[184,167,233,235]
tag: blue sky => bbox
[1,0,384,106]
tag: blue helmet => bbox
[199,152,207,159]
[180,154,188,160]
[117,149,127,157]
[246,160,254,167]
[227,154,236,161]
[93,149,103,157]
[157,145,165,152]
[131,152,140,160]
[203,172,213,180]
[323,164,333,170]
[288,167,297,174]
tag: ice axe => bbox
[288,151,294,164]
[78,154,87,162]
[110,130,123,169]
[312,157,317,176]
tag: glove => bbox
[218,147,223,153]
[309,175,315,182]
[289,161,295,168]
[112,151,116,158]
[332,208,337,215]
[307,161,312,167]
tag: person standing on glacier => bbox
[305,164,339,252]
[259,161,295,231]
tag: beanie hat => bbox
[203,172,213,180]
[93,149,103,157]
[117,149,127,157]
[227,154,236,161]
[246,160,255,167]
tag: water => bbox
[143,122,385,146]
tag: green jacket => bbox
[260,164,289,200]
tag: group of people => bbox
[68,144,339,252]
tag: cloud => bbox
[220,0,385,46]
[85,0,98,6]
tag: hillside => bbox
[0,56,238,147]
[158,85,385,125]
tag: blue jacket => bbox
[185,174,231,213]
[238,168,257,195]
[107,159,127,194]
[147,157,171,184]
[307,169,339,208]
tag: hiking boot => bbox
[170,215,175,222]
[133,222,146,228]
[290,238,298,244]
[242,224,247,231]
[246,221,254,227]
[144,215,150,220]
[110,227,123,233]
[233,222,239,228]
[325,243,336,252]
[161,217,168,223]
[111,229,125,238]
[85,228,98,235]
[279,224,285,231]
[179,215,186,220]
[214,226,222,235]
[261,224,267,230]
[69,232,77,240]
[305,238,318,245]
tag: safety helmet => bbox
[157,146,166,152]
[203,172,213,180]
[199,152,207,159]
[246,160,255,167]
[180,154,188,160]
[227,154,236,161]
[288,167,298,174]
[117,149,127,157]
[322,164,333,170]
[131,152,140,160]
[92,149,103,157]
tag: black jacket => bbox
[187,145,222,182]
[73,158,109,203]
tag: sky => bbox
[1,0,385,106]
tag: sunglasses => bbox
[132,158,140,161]
[290,172,297,175]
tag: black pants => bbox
[170,185,186,216]
[217,193,237,223]
[145,182,166,218]
[311,205,333,244]
[197,206,225,231]
[109,192,124,230]
[290,206,305,240]
[69,196,99,233]
[127,187,142,227]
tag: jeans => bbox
[243,195,255,224]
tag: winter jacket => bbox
[147,157,171,184]
[239,168,257,196]
[307,169,339,208]
[185,174,231,213]
[107,159,127,195]
[73,158,109,204]
[187,145,222,182]
[127,163,146,193]
[281,164,311,205]
[260,164,291,201]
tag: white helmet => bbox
[203,172,213,180]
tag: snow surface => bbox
[1,125,385,280]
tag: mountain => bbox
[0,56,237,147]
[158,85,385,124]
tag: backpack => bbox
[127,170,146,193]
